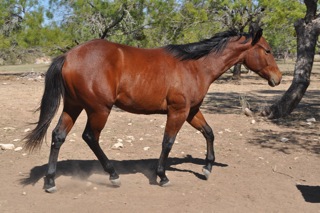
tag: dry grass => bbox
[0,64,49,74]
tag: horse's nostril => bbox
[269,79,276,87]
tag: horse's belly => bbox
[115,92,167,114]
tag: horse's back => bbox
[64,39,122,71]
[63,39,171,76]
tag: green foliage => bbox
[209,0,263,32]
[259,0,306,56]
[0,0,312,64]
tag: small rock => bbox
[112,142,124,149]
[160,125,165,128]
[251,119,256,124]
[117,139,123,143]
[0,143,15,150]
[224,129,231,132]
[14,147,23,151]
[3,127,15,131]
[280,138,289,143]
[128,122,132,126]
[244,108,254,117]
[143,147,150,151]
[22,191,27,196]
[306,118,316,122]
[23,128,31,133]
[139,137,144,141]
[13,138,21,142]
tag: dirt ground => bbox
[0,64,319,212]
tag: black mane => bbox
[165,30,249,60]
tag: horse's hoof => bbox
[159,179,171,187]
[202,168,211,180]
[110,178,121,187]
[45,186,57,193]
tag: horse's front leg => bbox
[187,110,215,179]
[157,107,189,186]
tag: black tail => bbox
[25,55,66,152]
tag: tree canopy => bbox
[0,0,308,64]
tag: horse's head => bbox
[243,27,282,87]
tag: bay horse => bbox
[25,26,281,192]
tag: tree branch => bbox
[304,0,317,23]
[100,4,126,39]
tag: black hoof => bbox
[45,186,57,193]
[202,167,211,180]
[110,177,121,187]
[159,178,171,187]
[43,176,56,193]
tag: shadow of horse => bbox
[296,185,320,203]
[20,155,228,187]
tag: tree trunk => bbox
[262,0,320,118]
[232,63,242,80]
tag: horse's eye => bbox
[265,50,271,54]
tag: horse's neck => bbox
[200,40,250,83]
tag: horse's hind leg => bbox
[44,103,83,193]
[187,110,215,180]
[82,109,120,186]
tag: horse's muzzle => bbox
[267,68,282,87]
[268,79,276,87]
[268,75,281,87]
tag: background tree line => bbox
[1,0,319,119]
[0,0,306,65]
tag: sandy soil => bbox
[0,68,319,212]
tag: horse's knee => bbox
[51,129,66,149]
[82,129,94,143]
[203,125,214,142]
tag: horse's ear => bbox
[250,26,263,46]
